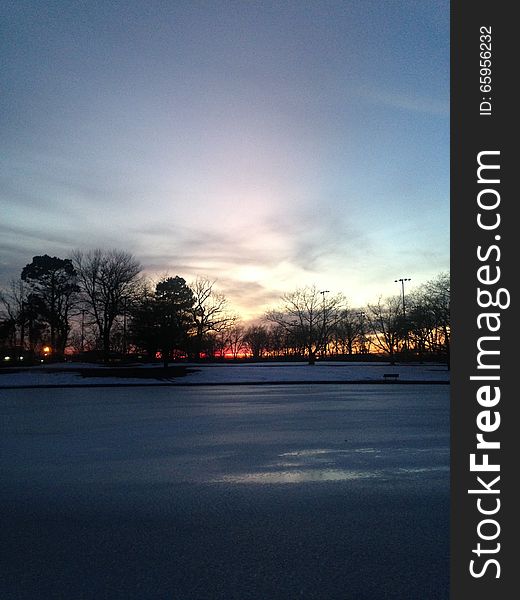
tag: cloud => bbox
[357,84,449,117]
[0,227,76,287]
[264,204,373,273]
[127,214,368,317]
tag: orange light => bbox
[43,346,51,354]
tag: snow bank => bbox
[0,361,450,388]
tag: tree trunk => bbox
[308,348,316,365]
[103,328,111,363]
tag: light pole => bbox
[80,309,85,354]
[395,278,411,318]
[320,290,330,357]
[355,311,367,354]
[122,298,127,359]
[395,278,411,351]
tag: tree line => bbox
[0,249,450,367]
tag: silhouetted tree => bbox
[129,285,158,359]
[413,272,450,367]
[331,308,365,356]
[131,276,194,367]
[199,331,219,359]
[227,323,246,359]
[406,288,440,360]
[72,249,141,361]
[155,276,194,367]
[266,324,286,357]
[189,277,235,359]
[243,324,269,359]
[0,317,17,350]
[366,296,403,364]
[266,285,346,364]
[0,280,28,349]
[208,330,225,359]
[21,255,79,356]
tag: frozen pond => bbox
[1,384,449,599]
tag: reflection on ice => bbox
[398,466,449,474]
[212,445,449,484]
[217,468,380,484]
[280,449,337,457]
[280,447,380,457]
[214,463,449,484]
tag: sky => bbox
[1,0,449,320]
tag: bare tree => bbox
[71,249,141,361]
[212,330,229,359]
[189,276,235,360]
[243,324,270,359]
[412,272,450,367]
[266,324,286,358]
[366,296,403,364]
[266,285,346,365]
[227,323,246,359]
[331,307,365,356]
[0,279,29,349]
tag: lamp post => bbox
[395,278,411,318]
[122,298,127,359]
[320,290,330,357]
[80,309,85,353]
[395,278,411,351]
[355,311,367,354]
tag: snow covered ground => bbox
[0,360,450,387]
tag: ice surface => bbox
[1,384,449,599]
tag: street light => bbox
[80,309,86,353]
[395,278,411,351]
[355,311,367,354]
[122,298,127,358]
[319,290,330,357]
[394,278,411,319]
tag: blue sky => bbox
[1,0,449,319]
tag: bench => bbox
[383,373,399,381]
